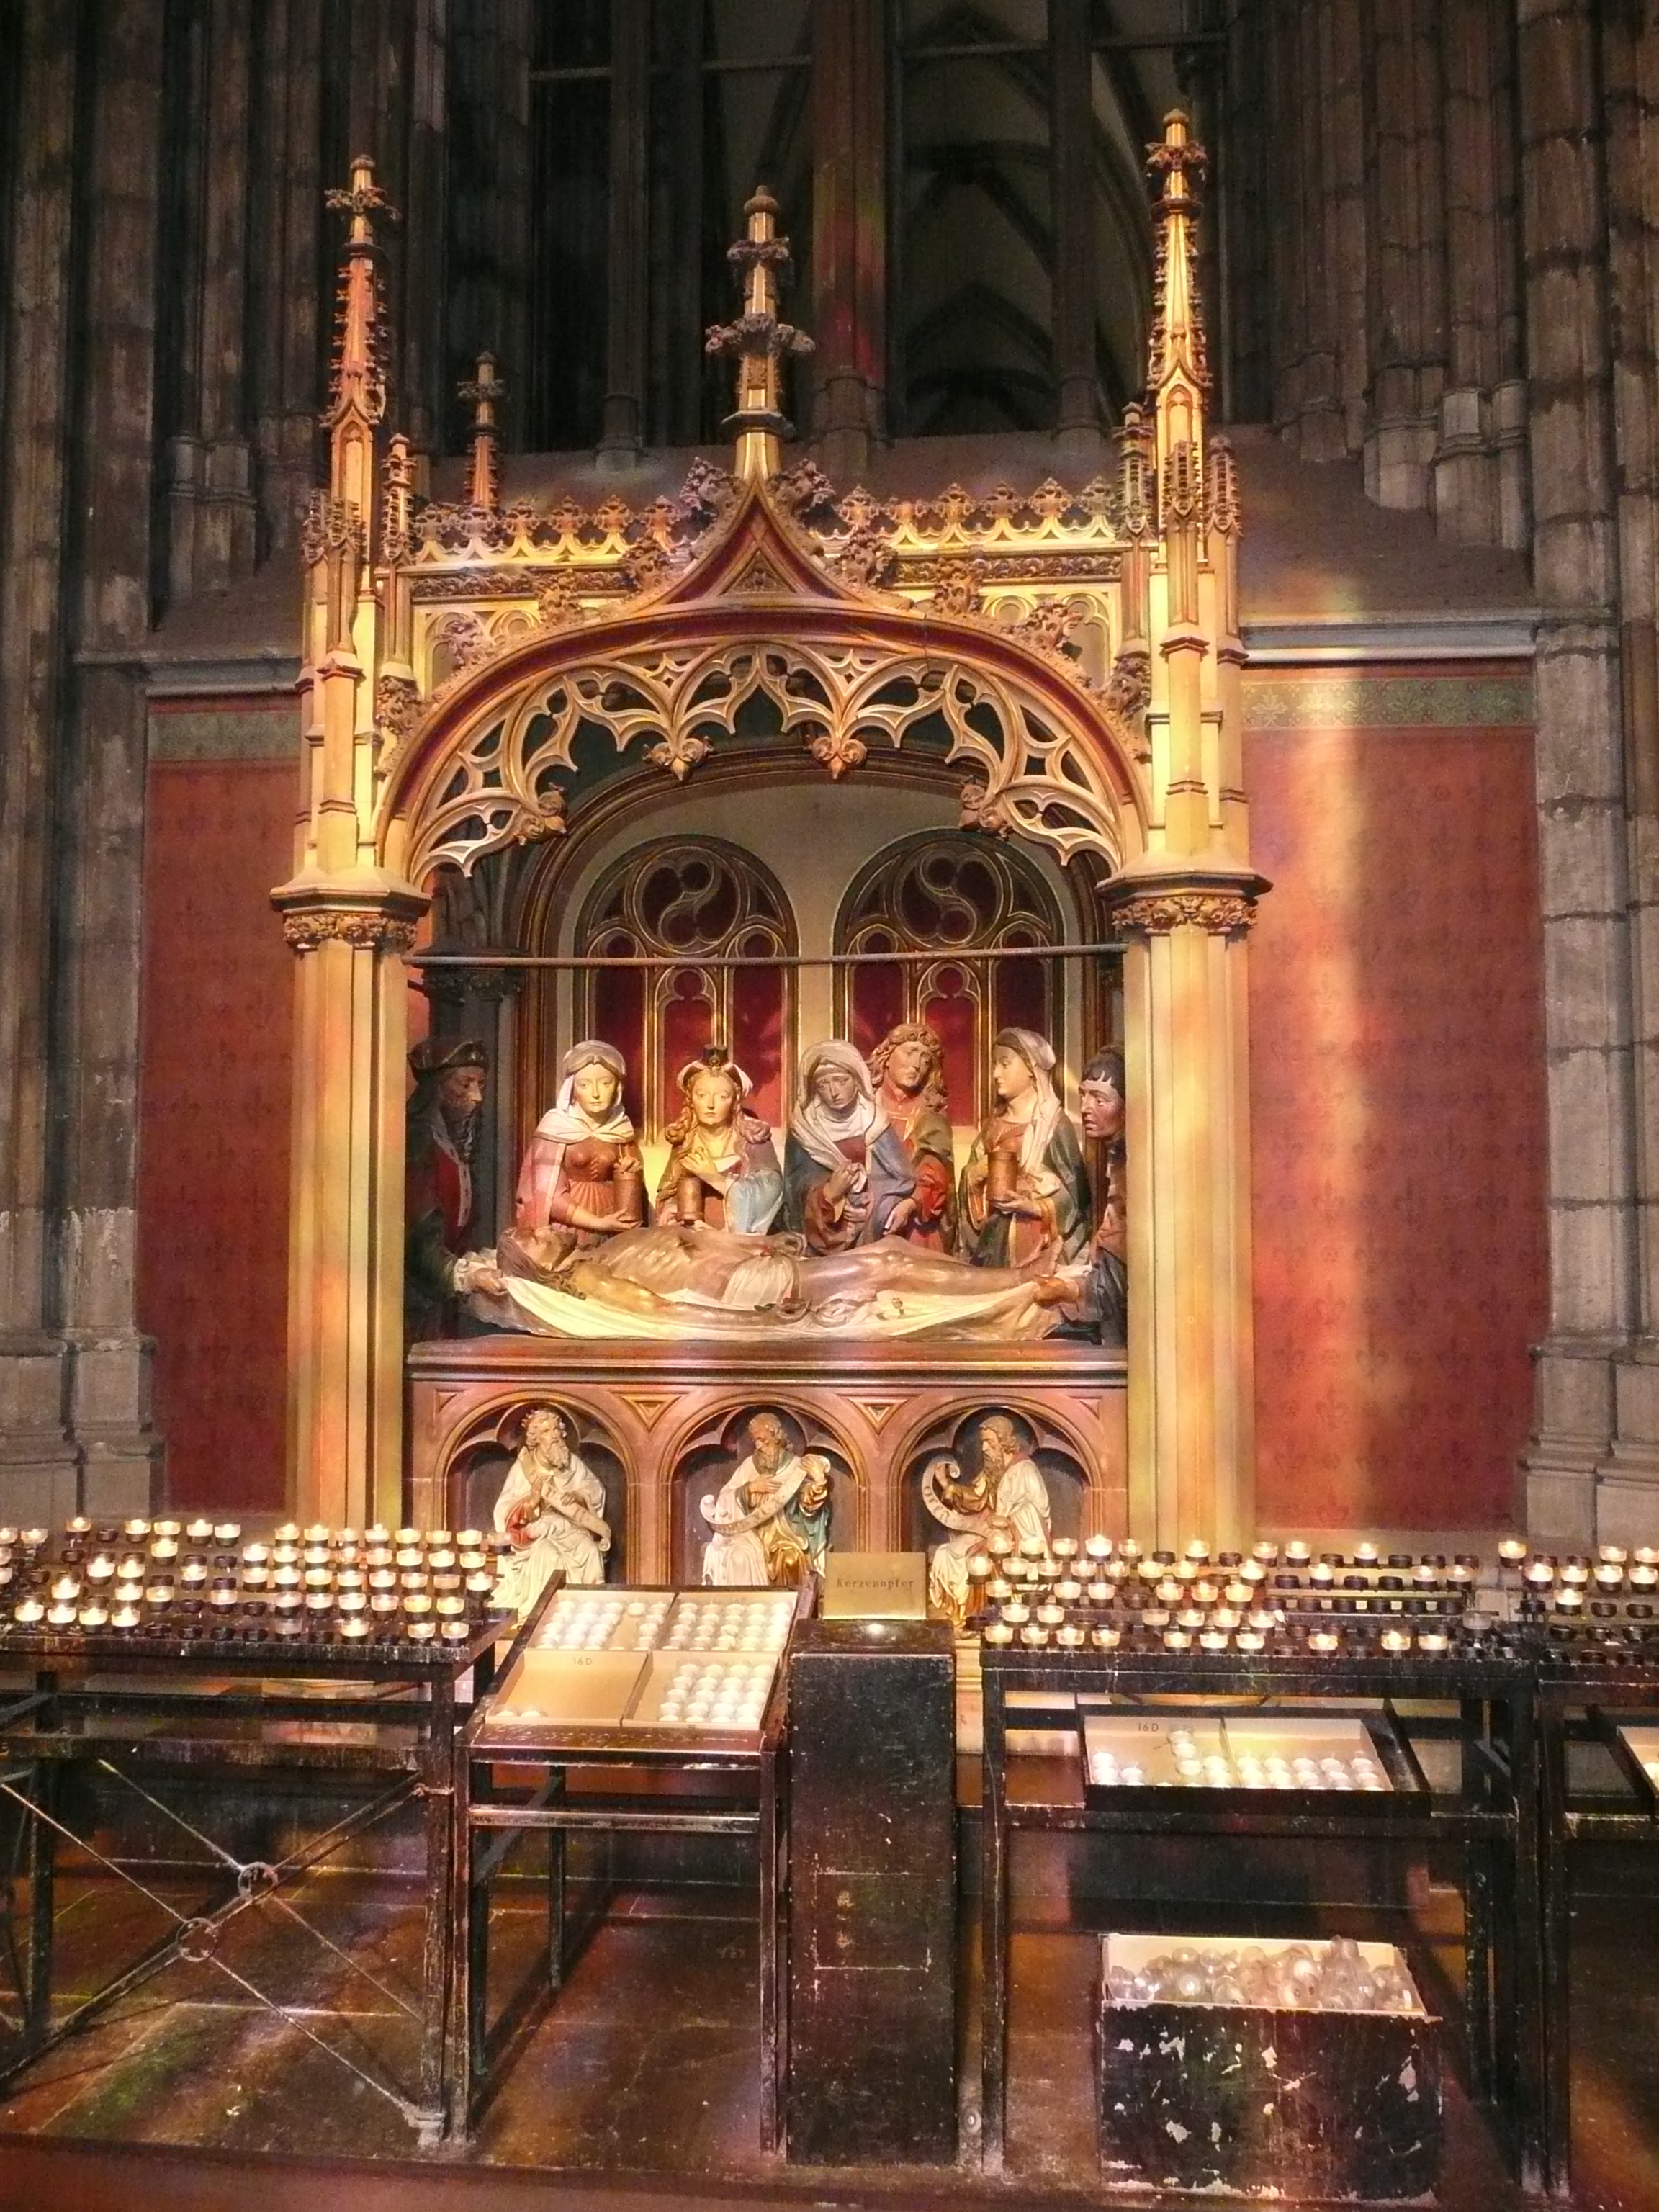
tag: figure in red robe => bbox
[405,1036,499,1339]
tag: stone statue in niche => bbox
[958,1028,1092,1270]
[701,1411,832,1586]
[506,1040,644,1277]
[405,1035,504,1339]
[493,1405,612,1614]
[868,1022,957,1251]
[923,1411,1053,1626]
[1049,1048,1128,1349]
[653,1047,786,1235]
[784,1040,919,1251]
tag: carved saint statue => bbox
[512,1040,644,1262]
[654,1047,785,1236]
[784,1040,919,1251]
[405,1035,503,1339]
[493,1406,612,1614]
[868,1022,957,1251]
[701,1411,832,1587]
[924,1411,1052,1627]
[958,1028,1092,1269]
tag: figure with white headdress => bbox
[512,1040,644,1263]
[958,1027,1091,1269]
[652,1046,784,1236]
[784,1039,920,1252]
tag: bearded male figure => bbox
[405,1036,503,1339]
[925,1411,1053,1623]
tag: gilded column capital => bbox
[272,872,428,957]
[1106,866,1269,939]
[1112,889,1255,937]
[282,909,419,954]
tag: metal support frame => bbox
[447,1575,797,2150]
[1534,1655,1659,2200]
[0,1627,496,2141]
[977,1645,1545,2192]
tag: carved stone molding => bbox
[282,909,421,954]
[1111,889,1256,937]
[403,637,1131,883]
[374,673,421,760]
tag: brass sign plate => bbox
[822,1552,928,1621]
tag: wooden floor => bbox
[0,1856,1655,2211]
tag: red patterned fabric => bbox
[1247,706,1547,1529]
[138,755,297,1509]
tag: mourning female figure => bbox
[958,1028,1091,1269]
[783,1040,918,1252]
[512,1040,644,1256]
[653,1046,785,1236]
[868,1022,957,1251]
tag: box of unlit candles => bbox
[1081,1707,1422,1802]
[1096,1932,1442,2198]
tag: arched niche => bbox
[899,1405,1088,1557]
[441,1398,629,1576]
[668,1403,860,1588]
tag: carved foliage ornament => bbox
[283,909,420,953]
[405,638,1129,884]
[1111,890,1255,936]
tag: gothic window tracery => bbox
[575,836,796,1137]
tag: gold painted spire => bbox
[322,155,396,521]
[459,351,506,513]
[705,186,815,482]
[1146,111,1209,546]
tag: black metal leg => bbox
[1463,1837,1495,2105]
[980,1677,1008,2173]
[1512,1690,1552,2198]
[24,1759,54,2053]
[759,1740,781,2155]
[418,1684,456,2136]
[547,1798,566,1991]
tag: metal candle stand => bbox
[0,1611,500,2141]
[972,1535,1546,2193]
[449,1573,813,2146]
[1533,1629,1659,2197]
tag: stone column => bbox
[1050,0,1102,463]
[1108,117,1264,1552]
[1516,0,1635,1542]
[447,0,531,437]
[249,0,326,554]
[1434,0,1527,549]
[1601,8,1659,1529]
[163,0,258,599]
[811,0,886,482]
[274,161,429,1529]
[1363,0,1447,509]
[0,1,81,1521]
[596,0,648,465]
[57,0,168,1512]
